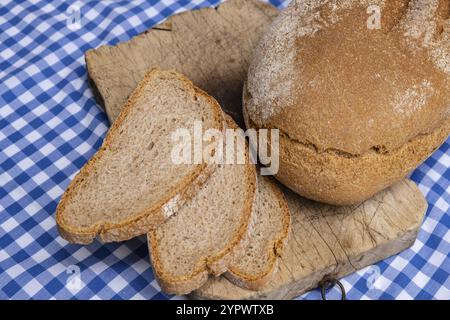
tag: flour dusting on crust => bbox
[246,0,387,125]
[396,0,450,74]
[246,0,326,126]
[392,80,435,116]
[397,0,440,48]
[430,18,450,74]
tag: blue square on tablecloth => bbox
[45,278,65,296]
[3,280,22,297]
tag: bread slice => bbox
[148,115,257,295]
[223,175,290,291]
[56,69,224,244]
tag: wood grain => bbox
[86,0,277,126]
[85,0,428,299]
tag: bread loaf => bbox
[244,0,450,205]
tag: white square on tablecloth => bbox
[43,52,60,67]
[53,156,71,171]
[44,265,64,280]
[131,259,149,274]
[0,171,13,188]
[18,35,33,48]
[38,79,55,91]
[66,103,82,115]
[6,263,27,278]
[435,197,449,213]
[3,76,21,90]
[439,152,450,167]
[3,143,20,158]
[130,293,146,300]
[428,250,446,268]
[0,249,9,263]
[46,185,64,200]
[1,217,19,233]
[11,118,27,131]
[111,245,132,260]
[38,143,56,157]
[62,41,78,55]
[110,25,126,37]
[150,279,161,291]
[0,105,15,118]
[127,16,142,28]
[32,171,50,185]
[35,20,52,35]
[24,64,41,77]
[72,247,91,261]
[422,216,439,233]
[371,274,391,292]
[80,31,96,43]
[18,92,34,105]
[32,248,52,263]
[25,130,42,144]
[434,286,450,300]
[396,290,414,300]
[60,128,77,142]
[9,185,27,202]
[391,256,409,271]
[32,105,48,117]
[49,31,65,43]
[24,201,40,216]
[110,275,128,292]
[91,260,109,274]
[16,232,34,248]
[428,168,441,183]
[40,2,57,14]
[1,47,15,60]
[74,141,92,155]
[412,271,431,287]
[23,278,44,297]
[39,216,54,231]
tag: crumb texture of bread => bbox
[148,116,257,295]
[56,69,223,243]
[224,176,291,291]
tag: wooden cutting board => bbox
[86,0,277,127]
[85,0,428,299]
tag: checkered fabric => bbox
[0,0,448,300]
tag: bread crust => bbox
[148,116,258,295]
[56,69,224,243]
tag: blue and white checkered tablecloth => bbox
[0,0,448,300]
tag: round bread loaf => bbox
[244,0,450,205]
